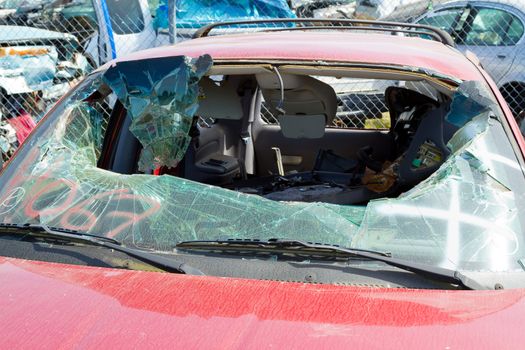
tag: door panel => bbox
[458,6,524,83]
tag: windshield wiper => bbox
[176,238,482,289]
[0,223,204,275]
[179,238,392,257]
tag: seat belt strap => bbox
[239,88,258,175]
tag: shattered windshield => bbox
[0,54,524,276]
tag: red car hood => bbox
[1,257,524,349]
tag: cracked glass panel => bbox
[445,81,498,128]
[102,54,212,171]
[353,113,525,271]
[0,59,524,274]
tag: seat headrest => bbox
[196,77,243,120]
[257,74,338,124]
[385,86,438,124]
[278,114,326,139]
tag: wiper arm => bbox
[0,223,204,275]
[177,238,481,289]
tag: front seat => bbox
[182,77,246,185]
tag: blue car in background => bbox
[156,0,296,41]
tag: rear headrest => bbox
[279,114,326,139]
[196,77,243,120]
[257,74,338,124]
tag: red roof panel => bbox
[110,31,483,81]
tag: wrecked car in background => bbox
[355,0,449,21]
[2,19,525,348]
[294,0,435,21]
[0,25,89,161]
[293,0,356,19]
[2,0,159,67]
[159,0,296,41]
[0,0,16,19]
[0,0,53,25]
[416,0,525,117]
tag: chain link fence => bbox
[0,0,524,159]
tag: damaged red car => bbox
[2,19,525,349]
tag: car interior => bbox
[97,65,460,206]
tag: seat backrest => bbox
[278,114,326,139]
[196,77,243,120]
[257,74,338,139]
